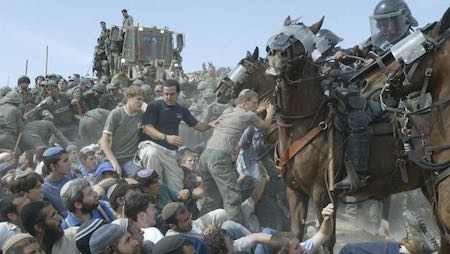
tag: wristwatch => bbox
[161,134,166,141]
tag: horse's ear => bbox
[309,16,324,35]
[251,47,259,62]
[439,6,450,33]
[284,16,291,26]
[246,50,252,58]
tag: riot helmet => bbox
[2,91,21,105]
[92,84,106,94]
[314,29,343,55]
[369,0,418,47]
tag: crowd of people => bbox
[0,74,338,254]
[0,0,445,253]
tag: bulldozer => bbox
[99,25,185,81]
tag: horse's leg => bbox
[313,188,335,254]
[287,187,309,240]
[437,177,450,254]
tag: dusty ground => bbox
[301,189,440,253]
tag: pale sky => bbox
[0,0,447,86]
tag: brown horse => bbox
[263,17,441,253]
[216,47,277,104]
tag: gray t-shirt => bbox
[103,107,143,159]
[206,107,262,158]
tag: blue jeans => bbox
[254,228,277,254]
[339,242,400,254]
[221,221,251,240]
[118,156,142,177]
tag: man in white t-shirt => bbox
[124,192,164,244]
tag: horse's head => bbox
[265,16,324,79]
[216,47,261,103]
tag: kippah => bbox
[161,202,182,221]
[43,146,64,157]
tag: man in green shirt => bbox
[100,85,145,177]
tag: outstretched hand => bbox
[256,98,271,113]
[321,203,334,222]
[209,116,224,128]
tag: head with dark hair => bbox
[11,172,43,202]
[124,193,156,227]
[162,79,180,105]
[20,201,48,235]
[164,79,181,93]
[108,179,131,211]
[162,203,193,233]
[121,9,128,14]
[204,229,233,254]
[20,201,63,252]
[79,150,97,173]
[134,169,161,197]
[42,147,70,176]
[0,194,17,223]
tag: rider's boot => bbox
[399,210,439,254]
[335,130,370,191]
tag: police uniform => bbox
[98,83,122,110]
[31,82,80,143]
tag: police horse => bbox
[260,9,450,253]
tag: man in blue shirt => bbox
[41,146,77,217]
[60,178,115,229]
[138,79,220,191]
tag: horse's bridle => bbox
[215,59,259,98]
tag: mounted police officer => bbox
[334,0,418,61]
[0,91,23,151]
[334,0,419,191]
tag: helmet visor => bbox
[314,36,332,55]
[369,9,409,47]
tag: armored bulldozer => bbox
[97,25,185,81]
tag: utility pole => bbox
[45,46,48,76]
[25,59,28,76]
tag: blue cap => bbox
[94,161,116,182]
[89,224,125,254]
[43,146,65,157]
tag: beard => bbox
[80,200,99,214]
[42,222,64,252]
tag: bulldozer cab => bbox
[119,26,184,79]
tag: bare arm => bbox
[193,122,212,131]
[99,132,122,176]
[143,124,183,146]
[243,233,272,247]
[309,203,334,253]
[193,116,223,131]
[259,104,275,130]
